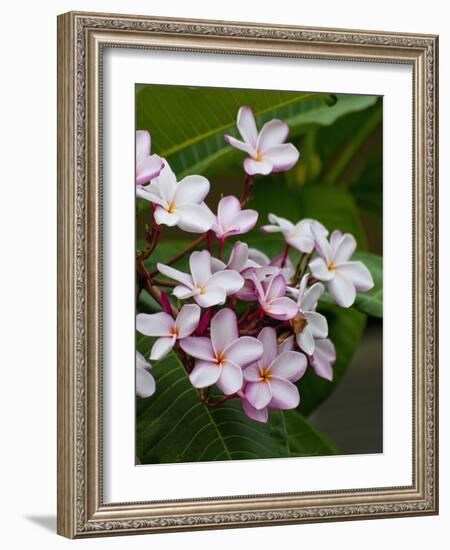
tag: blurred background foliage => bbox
[135,84,383,464]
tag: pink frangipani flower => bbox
[309,229,374,308]
[136,304,201,361]
[287,274,328,355]
[180,309,264,395]
[261,214,328,254]
[211,196,258,240]
[136,352,156,398]
[137,162,213,233]
[135,130,164,186]
[309,338,336,381]
[157,250,244,308]
[224,106,300,176]
[243,327,307,410]
[251,272,298,320]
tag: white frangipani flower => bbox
[136,304,201,361]
[309,229,374,308]
[137,162,213,233]
[157,250,244,308]
[261,214,328,253]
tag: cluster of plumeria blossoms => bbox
[135,105,374,423]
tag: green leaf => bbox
[136,85,378,181]
[284,409,339,456]
[297,304,367,416]
[136,346,290,464]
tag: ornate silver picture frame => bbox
[57,11,438,538]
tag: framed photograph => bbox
[57,11,439,538]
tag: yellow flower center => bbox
[167,201,176,214]
[328,262,336,272]
[216,352,226,367]
[259,367,272,383]
[196,285,206,295]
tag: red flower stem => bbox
[151,279,177,288]
[281,243,291,268]
[205,394,239,408]
[240,174,255,206]
[149,233,208,277]
[218,238,225,260]
[238,304,254,325]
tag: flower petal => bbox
[312,226,331,263]
[224,336,264,367]
[265,297,298,320]
[243,157,273,176]
[176,203,214,233]
[136,155,164,186]
[269,350,307,382]
[245,381,272,410]
[241,398,268,423]
[305,311,328,338]
[337,261,374,292]
[237,105,258,148]
[136,351,151,371]
[296,325,315,355]
[267,213,294,231]
[189,250,212,287]
[227,242,249,272]
[257,326,278,368]
[157,263,193,287]
[174,175,210,205]
[154,207,180,227]
[150,336,176,361]
[301,281,325,311]
[286,232,315,254]
[136,312,174,337]
[217,195,241,230]
[247,248,270,266]
[333,233,357,264]
[179,336,215,361]
[173,285,197,300]
[206,270,244,295]
[189,361,221,388]
[230,209,258,235]
[266,273,286,301]
[311,338,336,381]
[211,257,227,273]
[328,271,356,308]
[210,308,239,354]
[152,163,178,204]
[243,364,261,382]
[136,186,166,207]
[216,361,243,395]
[262,143,299,173]
[175,304,201,338]
[278,334,295,354]
[136,365,156,398]
[256,119,289,152]
[136,130,151,163]
[194,287,227,308]
[309,257,334,282]
[269,377,300,409]
[224,134,254,155]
